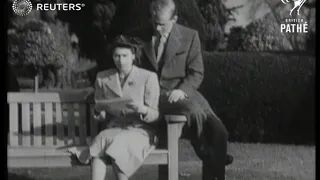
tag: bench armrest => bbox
[165,115,188,123]
[165,115,187,147]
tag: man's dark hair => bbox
[150,0,178,19]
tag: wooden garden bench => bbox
[7,92,187,180]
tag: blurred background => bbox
[7,0,315,145]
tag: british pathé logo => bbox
[280,0,308,33]
[281,0,306,16]
[12,0,33,16]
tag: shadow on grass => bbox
[8,173,34,180]
[226,169,298,180]
[8,165,303,180]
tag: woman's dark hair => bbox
[109,35,144,65]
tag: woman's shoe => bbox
[68,146,91,165]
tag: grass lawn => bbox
[8,141,315,180]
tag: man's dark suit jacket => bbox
[140,23,219,143]
[141,24,204,97]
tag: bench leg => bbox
[167,122,184,180]
[158,164,168,180]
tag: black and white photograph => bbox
[7,0,315,180]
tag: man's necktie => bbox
[155,35,166,62]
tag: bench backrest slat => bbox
[79,104,87,145]
[55,103,65,146]
[44,103,54,146]
[9,103,19,146]
[8,92,94,148]
[62,104,69,145]
[21,103,31,146]
[67,104,76,145]
[33,102,42,146]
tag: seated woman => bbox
[69,35,160,180]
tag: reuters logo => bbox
[12,0,33,16]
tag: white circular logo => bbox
[12,0,33,16]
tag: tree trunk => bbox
[56,68,64,88]
[7,64,20,92]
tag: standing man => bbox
[140,0,230,179]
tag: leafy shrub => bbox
[8,20,64,69]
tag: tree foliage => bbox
[241,14,292,51]
[8,20,64,69]
[226,0,316,52]
[226,26,248,51]
[197,0,242,51]
[245,0,316,51]
[92,1,116,36]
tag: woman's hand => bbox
[93,110,106,121]
[93,110,114,121]
[126,102,148,115]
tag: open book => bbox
[95,97,134,117]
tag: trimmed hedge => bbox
[199,52,315,145]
